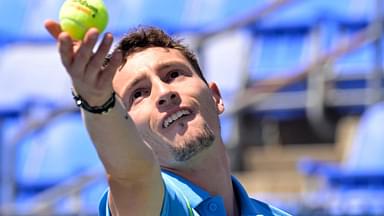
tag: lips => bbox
[162,109,192,128]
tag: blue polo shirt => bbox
[99,170,291,215]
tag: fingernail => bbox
[115,49,122,56]
[89,27,99,33]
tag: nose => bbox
[156,84,180,109]
[158,93,177,105]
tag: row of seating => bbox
[0,0,381,42]
[0,110,105,213]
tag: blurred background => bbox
[0,0,384,215]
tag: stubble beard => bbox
[141,123,215,163]
[169,123,215,162]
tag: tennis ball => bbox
[59,0,109,40]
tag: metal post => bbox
[368,0,384,104]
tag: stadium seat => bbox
[297,102,384,214]
[15,112,101,194]
[248,29,310,81]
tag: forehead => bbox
[120,47,190,74]
[113,47,194,94]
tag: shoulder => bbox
[249,198,293,216]
[160,171,195,215]
[98,189,112,216]
[232,175,292,216]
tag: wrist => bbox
[71,90,116,114]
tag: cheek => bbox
[129,104,157,132]
[198,90,221,127]
[129,108,150,128]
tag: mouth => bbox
[162,109,192,129]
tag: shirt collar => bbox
[161,170,269,215]
[161,169,210,209]
[231,175,272,215]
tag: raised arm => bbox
[44,20,163,215]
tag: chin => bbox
[168,123,215,162]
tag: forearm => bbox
[82,100,158,179]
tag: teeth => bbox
[163,110,191,128]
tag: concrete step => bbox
[233,144,341,194]
[234,169,305,194]
[243,144,340,171]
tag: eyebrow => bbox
[123,61,191,96]
[125,75,145,93]
[155,61,190,72]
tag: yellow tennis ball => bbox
[59,0,109,40]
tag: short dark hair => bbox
[106,26,208,84]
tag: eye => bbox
[133,91,142,99]
[170,71,180,78]
[168,70,181,80]
[131,88,149,103]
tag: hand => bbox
[44,19,122,106]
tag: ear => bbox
[208,82,225,114]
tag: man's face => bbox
[113,47,224,164]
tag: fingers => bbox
[58,32,74,69]
[46,19,75,70]
[99,47,123,84]
[53,26,120,97]
[71,28,100,78]
[85,32,114,81]
[44,19,62,39]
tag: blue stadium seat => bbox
[257,1,319,28]
[317,0,377,23]
[222,0,269,20]
[257,0,377,29]
[15,112,101,194]
[248,30,310,81]
[243,26,311,120]
[345,102,384,172]
[298,102,384,188]
[49,177,108,215]
[335,43,375,76]
[297,102,384,215]
[332,25,384,77]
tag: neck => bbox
[163,141,238,215]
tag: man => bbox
[44,20,291,216]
